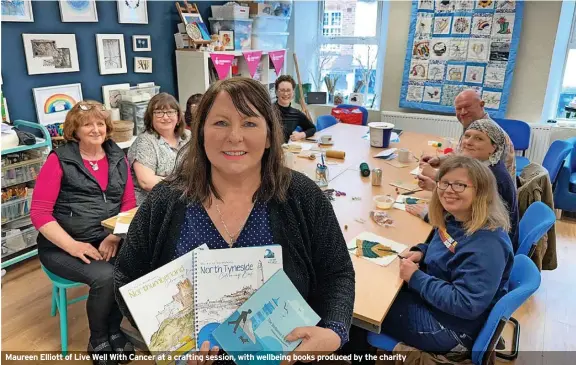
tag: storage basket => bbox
[111,120,134,143]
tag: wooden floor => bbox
[2,219,576,365]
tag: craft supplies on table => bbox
[370,210,394,227]
[325,149,345,159]
[374,148,397,160]
[347,231,408,267]
[359,162,371,177]
[315,163,329,188]
[371,168,382,186]
[373,195,394,210]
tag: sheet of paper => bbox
[374,148,397,159]
[347,232,408,267]
[410,167,422,175]
[113,211,135,235]
[385,160,409,168]
[390,181,420,192]
[393,203,406,211]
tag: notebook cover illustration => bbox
[212,269,321,365]
[118,244,208,359]
[347,232,408,266]
[194,245,283,349]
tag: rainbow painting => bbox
[44,93,76,114]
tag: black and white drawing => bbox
[23,34,79,75]
[96,34,127,75]
[134,57,152,73]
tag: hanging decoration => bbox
[242,51,263,78]
[209,53,235,80]
[399,0,524,118]
[269,50,286,76]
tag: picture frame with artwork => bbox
[22,34,80,75]
[1,0,34,22]
[134,57,152,73]
[117,0,148,24]
[132,35,151,51]
[33,83,83,126]
[219,30,235,51]
[59,0,98,22]
[96,34,127,75]
[102,83,131,109]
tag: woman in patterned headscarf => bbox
[408,119,519,250]
[456,119,519,249]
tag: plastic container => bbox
[1,226,38,258]
[267,1,293,17]
[211,5,249,19]
[119,86,160,103]
[368,122,395,148]
[251,32,289,51]
[209,18,253,50]
[251,15,290,32]
[373,195,395,210]
[1,159,43,188]
[1,196,32,223]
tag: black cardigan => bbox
[113,171,355,331]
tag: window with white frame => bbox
[313,0,383,108]
[556,7,576,118]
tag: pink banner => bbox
[210,53,235,80]
[242,51,263,78]
[269,50,286,76]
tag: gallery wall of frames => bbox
[399,0,524,118]
[0,0,222,124]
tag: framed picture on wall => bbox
[22,34,80,75]
[134,57,152,73]
[117,0,148,24]
[2,0,34,22]
[132,35,151,51]
[33,83,83,126]
[102,83,131,109]
[96,34,127,75]
[59,0,98,22]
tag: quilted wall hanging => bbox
[399,0,524,118]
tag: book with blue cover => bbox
[212,269,321,365]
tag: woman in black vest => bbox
[31,100,136,364]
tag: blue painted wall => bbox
[1,0,222,123]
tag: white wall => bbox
[380,1,563,124]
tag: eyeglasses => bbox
[153,110,178,117]
[78,103,106,111]
[436,181,473,193]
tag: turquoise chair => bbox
[41,265,88,355]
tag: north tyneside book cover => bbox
[212,269,321,365]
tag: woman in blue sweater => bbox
[382,155,514,353]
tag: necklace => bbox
[80,149,103,171]
[215,201,255,246]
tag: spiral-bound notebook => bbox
[193,246,283,349]
[119,245,282,363]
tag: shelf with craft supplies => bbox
[175,48,286,109]
[1,120,52,269]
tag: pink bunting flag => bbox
[210,53,236,80]
[242,51,263,78]
[269,50,286,76]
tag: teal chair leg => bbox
[51,286,57,316]
[59,288,68,356]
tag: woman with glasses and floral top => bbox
[128,93,191,205]
[380,155,513,354]
[31,100,136,363]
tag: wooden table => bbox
[101,207,137,231]
[102,124,441,333]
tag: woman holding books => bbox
[114,77,355,363]
[383,156,514,353]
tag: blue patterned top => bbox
[176,201,349,348]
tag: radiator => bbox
[381,111,576,165]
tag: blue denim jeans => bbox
[381,289,473,353]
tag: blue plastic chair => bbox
[493,118,531,175]
[517,202,556,257]
[554,137,576,213]
[316,115,338,131]
[336,104,369,125]
[541,140,573,186]
[367,255,541,365]
[42,265,88,355]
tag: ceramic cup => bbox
[320,135,333,144]
[398,148,411,163]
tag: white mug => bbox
[284,151,295,168]
[398,148,411,163]
[320,135,333,144]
